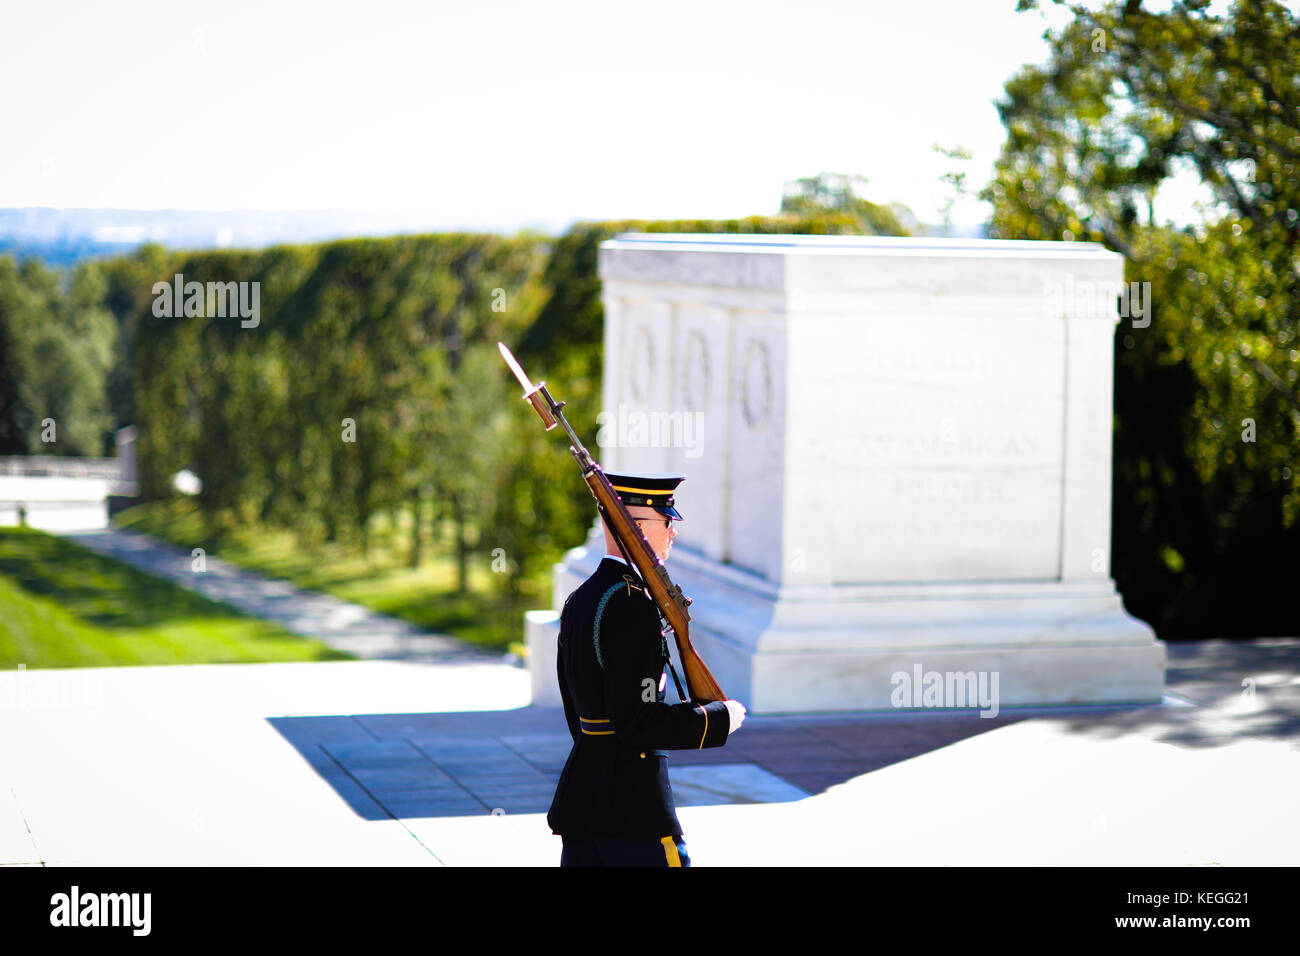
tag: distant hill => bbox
[0,207,986,267]
[0,208,569,266]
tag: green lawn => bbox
[0,527,352,669]
[113,498,549,654]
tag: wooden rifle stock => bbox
[498,342,725,703]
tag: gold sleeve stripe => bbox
[661,836,682,867]
[697,705,708,749]
[579,716,614,735]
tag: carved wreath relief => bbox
[629,324,655,403]
[740,340,772,430]
[682,331,710,411]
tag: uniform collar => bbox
[598,554,646,585]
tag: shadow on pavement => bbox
[268,706,1039,821]
[1043,639,1300,751]
[272,644,1299,824]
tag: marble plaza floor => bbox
[1,639,1297,867]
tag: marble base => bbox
[529,536,1165,714]
[525,610,562,708]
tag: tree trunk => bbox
[452,493,469,594]
[410,492,422,569]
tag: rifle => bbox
[497,341,726,703]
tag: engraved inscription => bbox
[826,324,1065,582]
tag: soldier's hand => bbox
[724,699,747,734]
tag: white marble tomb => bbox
[526,233,1165,713]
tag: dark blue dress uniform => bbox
[547,551,732,866]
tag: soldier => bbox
[547,472,747,866]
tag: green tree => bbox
[987,0,1300,638]
[780,172,915,236]
[0,257,36,454]
[0,256,116,457]
[932,144,975,236]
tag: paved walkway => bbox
[17,527,1299,864]
[62,527,498,664]
[2,638,1297,866]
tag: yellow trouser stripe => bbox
[661,836,682,867]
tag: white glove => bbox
[723,699,747,734]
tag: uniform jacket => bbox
[547,556,731,839]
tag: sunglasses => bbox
[634,515,673,531]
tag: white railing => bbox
[0,456,123,480]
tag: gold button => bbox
[640,752,646,759]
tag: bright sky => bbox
[3,0,1081,232]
